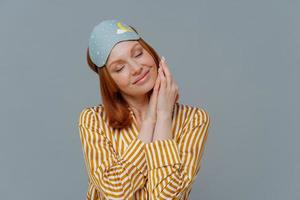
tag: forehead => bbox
[107,41,140,62]
[112,40,140,51]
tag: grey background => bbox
[1,0,299,199]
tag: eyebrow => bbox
[108,43,141,68]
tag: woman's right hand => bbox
[145,66,161,124]
[138,67,161,143]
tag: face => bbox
[105,40,158,98]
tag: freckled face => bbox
[106,40,158,96]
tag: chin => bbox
[129,78,155,96]
[137,81,154,94]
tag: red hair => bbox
[86,27,161,129]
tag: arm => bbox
[144,108,211,199]
[78,108,148,199]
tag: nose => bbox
[129,60,143,75]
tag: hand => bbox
[144,68,161,124]
[138,72,160,143]
[156,56,179,118]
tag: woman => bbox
[78,19,211,200]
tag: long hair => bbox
[86,26,161,129]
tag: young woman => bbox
[78,19,211,200]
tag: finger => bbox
[153,76,160,93]
[158,66,166,89]
[154,72,161,91]
[159,59,166,77]
[160,58,173,92]
[159,57,166,79]
[161,56,173,87]
[149,78,160,109]
[151,73,160,99]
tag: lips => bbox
[134,71,149,84]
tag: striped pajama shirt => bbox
[78,102,211,200]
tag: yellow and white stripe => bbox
[78,102,210,200]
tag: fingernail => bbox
[162,56,165,62]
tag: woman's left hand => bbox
[156,56,179,118]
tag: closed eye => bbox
[116,51,143,72]
[116,66,124,72]
[136,52,143,57]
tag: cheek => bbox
[113,74,131,88]
[151,67,158,79]
[140,51,156,66]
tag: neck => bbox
[123,93,149,121]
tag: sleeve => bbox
[77,108,148,199]
[144,108,211,199]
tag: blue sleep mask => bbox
[88,19,141,68]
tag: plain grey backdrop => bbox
[1,0,299,199]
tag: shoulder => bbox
[176,103,210,126]
[77,104,105,127]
